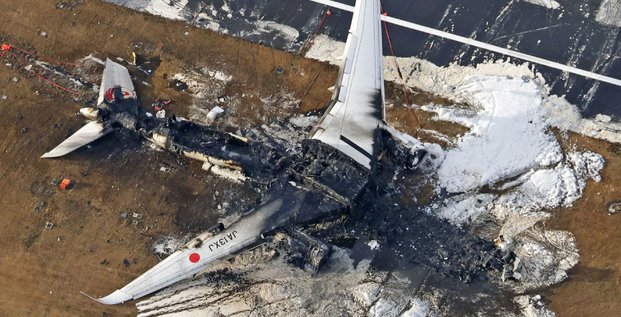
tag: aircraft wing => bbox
[89,216,263,304]
[98,58,136,105]
[310,0,384,169]
[87,177,347,304]
[41,121,111,158]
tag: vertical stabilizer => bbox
[97,58,136,105]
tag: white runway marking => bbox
[308,0,621,87]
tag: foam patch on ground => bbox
[427,76,562,193]
[423,75,604,294]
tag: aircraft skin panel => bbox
[41,121,110,158]
[97,58,136,105]
[311,0,384,169]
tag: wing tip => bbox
[80,289,132,305]
[79,291,99,302]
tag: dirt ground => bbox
[545,133,621,316]
[0,0,619,316]
[0,0,336,316]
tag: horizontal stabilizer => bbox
[41,121,110,158]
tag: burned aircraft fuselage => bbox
[97,86,373,226]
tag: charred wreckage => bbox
[41,0,522,305]
[70,75,519,304]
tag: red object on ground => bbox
[60,178,72,190]
[189,253,200,263]
[1,43,11,51]
[326,9,332,16]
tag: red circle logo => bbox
[189,253,200,263]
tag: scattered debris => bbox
[201,161,212,171]
[131,212,143,219]
[33,201,45,213]
[100,259,109,266]
[39,31,48,38]
[206,106,224,123]
[210,165,247,183]
[50,178,60,186]
[59,178,72,190]
[155,109,166,119]
[275,66,285,74]
[608,201,621,215]
[123,258,130,267]
[152,236,186,258]
[11,76,19,82]
[120,212,128,218]
[208,223,225,234]
[131,51,140,65]
[515,295,555,317]
[169,79,188,91]
[151,98,172,111]
[367,240,380,250]
[45,222,54,230]
[159,166,171,173]
[285,229,331,273]
[54,0,82,10]
[217,96,226,103]
[135,55,161,76]
[1,95,7,101]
